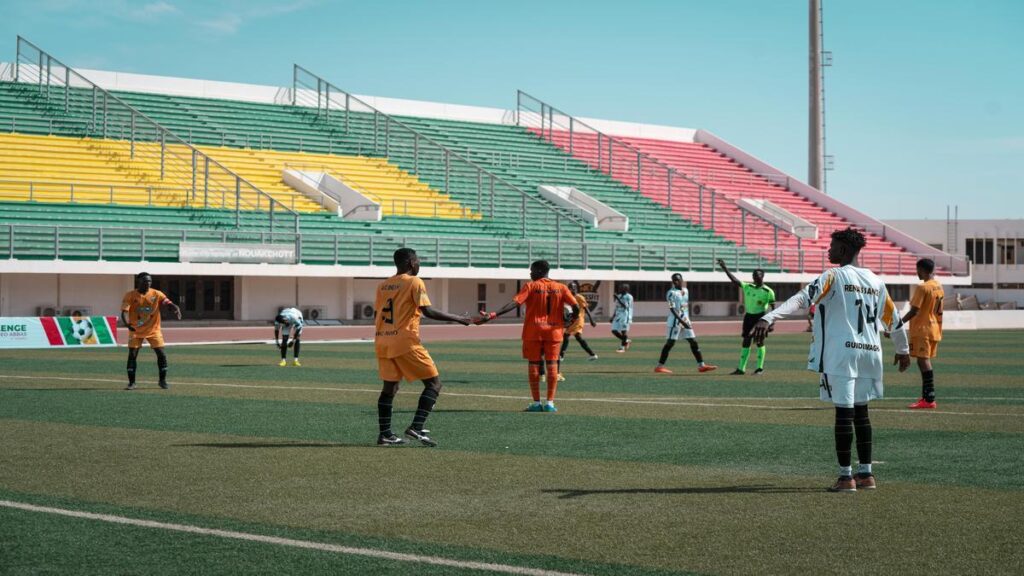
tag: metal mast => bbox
[809,0,826,192]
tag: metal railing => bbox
[290,65,588,241]
[0,221,969,276]
[11,36,300,232]
[515,90,798,251]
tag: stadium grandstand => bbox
[0,36,970,321]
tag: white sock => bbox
[858,463,872,475]
[839,465,853,477]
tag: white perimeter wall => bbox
[0,273,130,316]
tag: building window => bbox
[928,243,944,251]
[965,238,994,265]
[889,285,910,301]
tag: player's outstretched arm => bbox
[585,307,597,328]
[163,299,182,320]
[717,259,742,287]
[420,306,472,326]
[476,300,520,324]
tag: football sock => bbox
[922,370,935,402]
[154,348,168,383]
[528,363,541,402]
[545,361,559,402]
[576,335,595,356]
[611,330,623,344]
[292,340,301,359]
[621,331,630,345]
[377,392,395,434]
[658,340,675,365]
[738,347,751,371]
[834,406,855,469]
[280,336,289,359]
[858,463,872,475]
[126,353,137,385]
[411,387,439,431]
[756,345,766,370]
[854,404,872,470]
[839,465,853,477]
[687,339,703,365]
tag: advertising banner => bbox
[0,316,119,349]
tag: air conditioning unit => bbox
[36,305,59,317]
[735,303,746,316]
[302,306,326,323]
[353,302,375,320]
[63,306,92,318]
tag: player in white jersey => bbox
[754,228,910,493]
[610,284,634,352]
[274,307,305,366]
[655,273,718,374]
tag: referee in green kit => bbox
[718,259,775,375]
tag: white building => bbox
[887,219,1024,307]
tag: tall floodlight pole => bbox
[809,0,825,192]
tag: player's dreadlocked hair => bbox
[831,227,866,255]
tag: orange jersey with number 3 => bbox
[121,289,168,339]
[374,274,431,358]
[514,278,575,342]
[909,279,944,342]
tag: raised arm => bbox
[717,258,742,287]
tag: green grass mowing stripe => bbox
[0,388,1020,490]
[0,490,689,576]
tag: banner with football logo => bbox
[0,316,118,349]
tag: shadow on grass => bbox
[542,485,821,499]
[177,441,364,449]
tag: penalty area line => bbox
[0,500,587,576]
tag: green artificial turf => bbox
[1,331,1022,575]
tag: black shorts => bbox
[742,312,766,339]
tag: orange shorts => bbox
[910,337,939,359]
[378,346,439,382]
[128,334,165,349]
[522,339,562,361]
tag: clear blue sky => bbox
[4,0,1022,220]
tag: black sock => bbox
[126,354,137,385]
[377,392,395,435]
[411,387,439,431]
[292,340,301,360]
[280,336,289,359]
[687,339,703,364]
[834,407,855,470]
[922,370,935,402]
[658,340,675,365]
[558,339,570,371]
[611,330,622,343]
[576,334,595,356]
[620,331,630,345]
[854,404,872,471]
[154,349,168,383]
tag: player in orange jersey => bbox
[374,248,474,447]
[477,260,579,413]
[902,258,944,409]
[120,272,181,390]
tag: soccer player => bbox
[610,283,634,353]
[753,228,911,492]
[654,273,718,374]
[274,307,304,367]
[555,281,599,379]
[478,260,579,412]
[120,272,181,390]
[374,248,472,447]
[718,259,775,375]
[902,258,944,409]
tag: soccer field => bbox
[1,330,1022,575]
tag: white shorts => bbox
[611,318,631,332]
[667,321,695,341]
[819,373,882,407]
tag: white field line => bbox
[0,500,586,576]
[2,375,1022,418]
[159,339,372,347]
